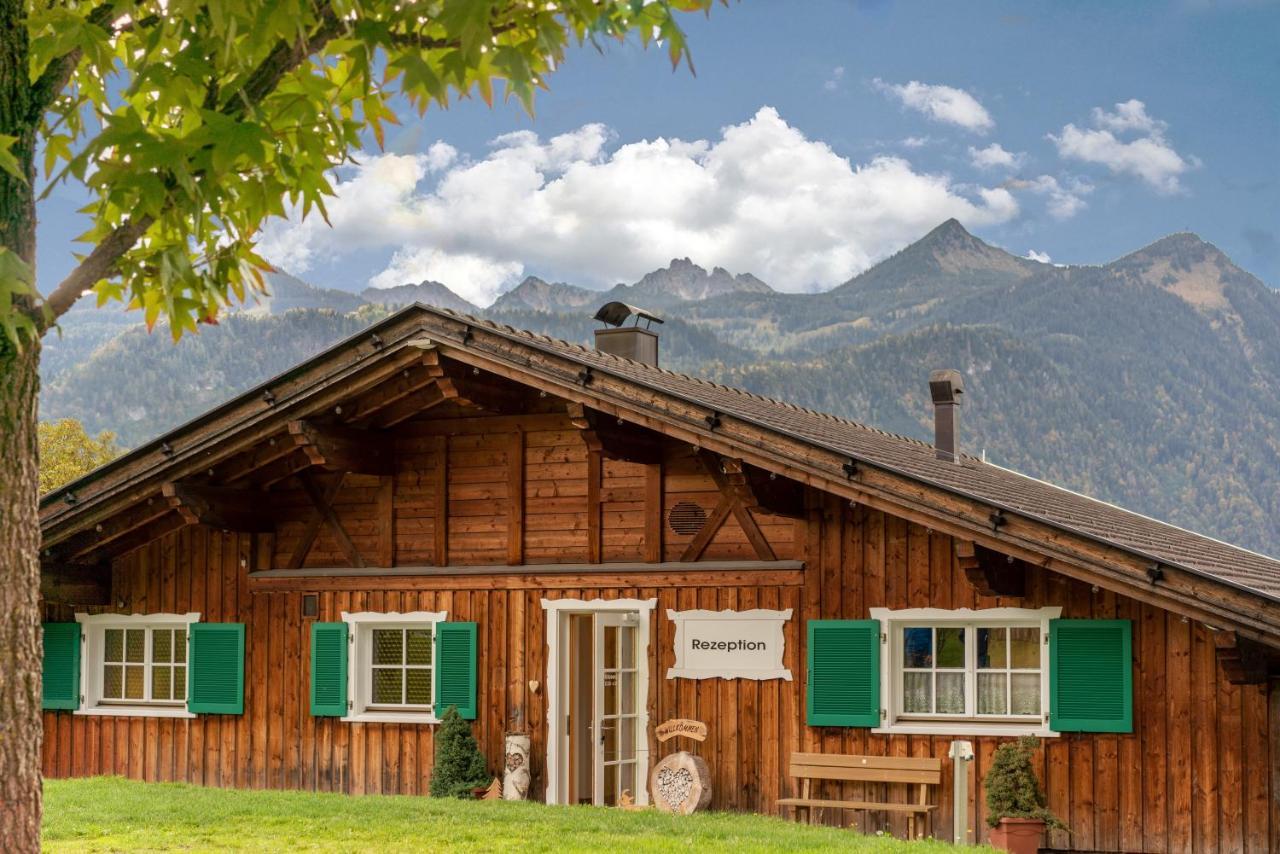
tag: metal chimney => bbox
[592,301,663,367]
[929,369,964,462]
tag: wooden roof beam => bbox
[362,377,459,429]
[288,419,393,475]
[1213,630,1274,685]
[162,482,276,532]
[40,561,111,606]
[566,402,664,464]
[45,494,171,560]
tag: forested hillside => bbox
[40,223,1280,557]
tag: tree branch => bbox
[27,3,122,122]
[39,215,152,327]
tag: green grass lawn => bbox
[45,777,972,852]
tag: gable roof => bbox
[40,305,1280,641]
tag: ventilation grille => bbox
[668,501,708,536]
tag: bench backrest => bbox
[788,753,942,785]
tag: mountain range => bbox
[39,220,1280,557]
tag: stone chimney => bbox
[928,369,964,462]
[592,301,663,367]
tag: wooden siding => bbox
[41,411,1277,852]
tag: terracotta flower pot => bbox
[988,817,1046,854]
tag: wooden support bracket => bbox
[566,402,663,464]
[692,450,776,561]
[162,482,276,532]
[956,540,1027,597]
[1213,630,1273,685]
[288,419,393,475]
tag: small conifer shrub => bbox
[984,736,1065,828]
[430,705,490,798]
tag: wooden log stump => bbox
[650,751,712,815]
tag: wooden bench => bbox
[778,753,942,839]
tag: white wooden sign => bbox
[665,608,792,681]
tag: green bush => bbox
[430,705,490,798]
[983,736,1064,829]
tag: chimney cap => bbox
[593,301,664,329]
[928,369,964,405]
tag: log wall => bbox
[41,411,1279,852]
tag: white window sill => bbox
[75,705,196,720]
[342,712,440,725]
[873,721,1057,738]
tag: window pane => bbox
[373,629,403,665]
[406,669,432,705]
[618,761,636,803]
[124,665,145,700]
[903,671,932,713]
[604,763,617,807]
[153,665,172,701]
[617,718,635,763]
[619,627,635,669]
[1011,673,1041,715]
[373,668,402,704]
[978,672,1007,715]
[174,629,187,664]
[604,671,617,716]
[174,667,187,701]
[603,720,618,762]
[936,627,965,668]
[936,672,965,714]
[153,629,172,663]
[977,627,1007,668]
[1010,628,1040,668]
[903,627,932,667]
[103,664,123,699]
[104,629,123,662]
[406,630,432,666]
[125,629,146,663]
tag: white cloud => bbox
[1006,175,1094,220]
[258,107,1021,305]
[823,66,845,92]
[1050,99,1195,194]
[969,143,1025,170]
[901,136,931,149]
[1025,249,1052,263]
[874,79,994,133]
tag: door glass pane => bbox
[618,672,635,715]
[373,629,403,665]
[936,627,965,668]
[978,672,1007,715]
[618,762,636,803]
[173,666,186,701]
[603,671,617,716]
[104,629,123,662]
[153,665,172,701]
[603,763,617,807]
[616,718,635,761]
[936,672,965,714]
[602,720,618,762]
[406,630,432,665]
[1011,673,1041,715]
[977,627,1007,668]
[373,668,402,704]
[1010,628,1040,668]
[903,671,931,713]
[174,629,187,664]
[125,629,146,663]
[903,628,932,667]
[124,665,145,699]
[406,669,432,705]
[604,626,618,670]
[103,664,123,699]
[153,629,172,663]
[619,627,635,669]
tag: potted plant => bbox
[430,705,491,798]
[984,736,1065,854]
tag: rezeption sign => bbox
[665,608,793,681]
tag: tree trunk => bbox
[0,0,45,850]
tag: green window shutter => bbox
[435,622,477,720]
[42,622,81,711]
[807,619,880,727]
[188,623,245,714]
[310,622,348,717]
[1050,618,1132,733]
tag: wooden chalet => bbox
[37,303,1280,851]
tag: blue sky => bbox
[37,0,1280,305]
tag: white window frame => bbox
[341,610,447,724]
[870,606,1060,738]
[74,612,200,719]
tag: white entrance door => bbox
[592,612,641,806]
